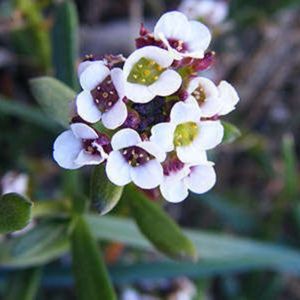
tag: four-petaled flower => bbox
[150,98,224,164]
[123,46,182,103]
[154,11,211,60]
[106,128,166,189]
[53,123,110,169]
[76,60,127,129]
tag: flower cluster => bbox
[53,11,239,203]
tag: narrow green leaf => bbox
[125,185,198,261]
[29,76,76,127]
[71,216,116,300]
[222,121,241,144]
[0,193,32,234]
[90,165,124,215]
[0,221,69,268]
[4,267,41,300]
[52,0,79,90]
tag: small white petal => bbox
[124,82,154,103]
[70,123,98,140]
[77,60,104,77]
[170,100,201,124]
[184,164,216,194]
[194,121,224,150]
[160,177,189,203]
[123,46,173,79]
[102,99,127,130]
[74,149,104,166]
[76,90,102,123]
[218,81,240,115]
[106,151,131,186]
[177,145,208,164]
[130,160,163,189]
[150,122,176,152]
[111,128,141,150]
[53,130,82,169]
[154,11,191,41]
[80,61,110,91]
[111,67,125,98]
[137,141,166,162]
[186,21,211,55]
[148,69,182,97]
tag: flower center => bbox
[173,122,199,147]
[168,38,187,52]
[192,85,206,104]
[127,57,164,86]
[162,155,185,176]
[82,134,110,155]
[122,146,154,167]
[91,75,119,112]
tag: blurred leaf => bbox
[0,193,32,234]
[0,221,69,267]
[90,165,124,215]
[4,268,41,300]
[30,76,76,127]
[52,0,79,90]
[125,186,198,261]
[222,121,241,144]
[0,96,59,132]
[87,215,300,274]
[71,216,116,300]
[282,134,298,199]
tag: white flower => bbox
[160,156,216,203]
[187,76,221,117]
[179,0,228,25]
[1,172,29,196]
[53,123,109,170]
[150,98,223,164]
[123,46,182,103]
[106,128,166,189]
[218,80,240,115]
[154,11,211,60]
[76,60,127,129]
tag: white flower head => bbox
[154,11,211,60]
[179,0,228,25]
[1,172,29,196]
[160,155,216,203]
[218,80,240,115]
[106,128,166,189]
[187,76,221,117]
[76,60,127,129]
[123,46,182,103]
[53,123,109,170]
[150,98,223,164]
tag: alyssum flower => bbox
[160,155,216,203]
[150,98,224,164]
[106,128,166,189]
[53,123,110,169]
[76,60,127,129]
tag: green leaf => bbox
[125,185,198,261]
[52,0,79,90]
[0,193,32,234]
[0,96,60,132]
[29,76,76,128]
[0,221,69,267]
[71,216,116,300]
[90,165,124,215]
[4,267,41,300]
[222,121,241,144]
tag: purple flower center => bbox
[168,38,188,53]
[122,146,154,167]
[162,156,185,176]
[82,134,111,155]
[91,75,119,113]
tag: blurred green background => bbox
[1,0,300,299]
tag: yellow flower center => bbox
[173,122,199,147]
[127,57,164,86]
